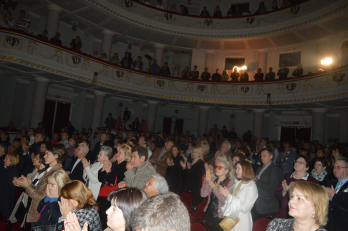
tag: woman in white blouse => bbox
[219,160,258,231]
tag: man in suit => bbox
[265,67,275,80]
[66,143,89,183]
[277,62,289,79]
[90,133,108,163]
[149,140,174,177]
[324,157,348,231]
[148,59,160,74]
[276,142,297,175]
[253,148,282,221]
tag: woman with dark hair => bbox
[56,180,102,231]
[64,187,147,231]
[12,144,65,229]
[180,5,189,15]
[166,145,184,193]
[70,36,82,51]
[40,141,51,153]
[120,52,133,68]
[274,155,318,218]
[310,157,332,186]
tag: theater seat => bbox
[190,199,208,222]
[179,191,194,212]
[191,220,210,231]
[253,218,271,231]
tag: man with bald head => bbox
[66,143,90,183]
[149,139,174,177]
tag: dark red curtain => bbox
[54,102,71,133]
[175,119,184,135]
[296,127,311,143]
[42,100,56,137]
[280,127,296,144]
[163,117,172,135]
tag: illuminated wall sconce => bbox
[321,58,333,65]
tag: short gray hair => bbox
[222,141,231,150]
[101,146,113,160]
[152,174,169,194]
[336,156,348,168]
[78,143,89,153]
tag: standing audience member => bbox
[159,62,171,76]
[131,117,140,131]
[50,32,62,45]
[166,145,184,193]
[0,11,14,28]
[38,29,48,40]
[15,10,30,32]
[120,52,133,68]
[292,63,304,77]
[109,53,119,64]
[172,64,181,77]
[255,2,267,14]
[265,67,275,80]
[200,6,210,17]
[254,68,264,81]
[212,69,222,81]
[105,113,115,128]
[170,3,177,12]
[266,181,328,231]
[221,69,229,81]
[149,140,174,177]
[138,119,147,133]
[276,142,297,175]
[101,53,107,61]
[201,67,211,80]
[271,0,279,10]
[277,62,289,79]
[133,56,143,71]
[230,67,240,81]
[191,65,199,79]
[180,5,189,15]
[220,160,258,231]
[148,59,160,74]
[213,6,222,17]
[156,0,164,9]
[70,36,82,51]
[181,66,190,78]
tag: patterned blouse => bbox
[266,218,327,231]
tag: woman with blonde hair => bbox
[34,170,71,228]
[181,146,206,206]
[266,181,328,231]
[98,144,130,229]
[56,180,102,231]
[201,159,235,230]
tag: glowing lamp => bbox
[242,66,247,70]
[321,58,333,65]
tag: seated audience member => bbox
[59,131,70,149]
[91,133,109,163]
[131,192,190,231]
[70,36,82,51]
[277,62,289,79]
[101,53,107,61]
[255,1,267,14]
[9,152,47,227]
[35,170,70,228]
[180,5,189,15]
[212,68,222,81]
[276,142,297,175]
[50,32,62,45]
[133,56,143,71]
[323,157,348,231]
[0,131,11,147]
[201,67,211,80]
[30,131,45,154]
[138,119,147,133]
[38,29,48,40]
[0,10,14,28]
[156,0,164,9]
[253,148,282,221]
[265,67,275,80]
[172,64,181,77]
[15,135,31,175]
[213,6,222,17]
[149,139,174,177]
[251,137,268,169]
[220,160,258,231]
[230,67,240,81]
[190,65,199,79]
[64,135,77,169]
[310,157,331,186]
[200,6,210,17]
[148,59,160,74]
[159,62,171,76]
[181,66,190,78]
[98,145,128,229]
[292,63,304,77]
[201,160,234,230]
[0,152,19,218]
[121,52,133,68]
[64,188,147,231]
[240,69,249,81]
[170,3,177,13]
[66,143,89,183]
[180,146,206,206]
[271,0,279,10]
[55,180,102,231]
[221,69,229,81]
[138,135,152,158]
[254,68,264,81]
[109,52,119,64]
[166,145,184,193]
[275,155,318,218]
[118,146,156,190]
[15,10,30,32]
[144,173,169,197]
[217,140,232,159]
[105,112,115,128]
[267,181,328,231]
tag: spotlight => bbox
[321,58,332,65]
[242,66,247,70]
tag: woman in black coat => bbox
[97,145,129,229]
[0,152,19,218]
[310,157,332,186]
[180,147,206,207]
[166,145,184,194]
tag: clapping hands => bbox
[64,212,87,231]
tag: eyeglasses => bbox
[333,166,348,170]
[214,165,225,170]
[295,161,306,165]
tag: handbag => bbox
[219,217,240,231]
[98,176,117,198]
[33,208,57,231]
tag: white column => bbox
[252,109,266,140]
[198,106,210,136]
[91,91,106,130]
[147,100,159,133]
[46,4,62,39]
[258,49,268,76]
[205,50,215,74]
[312,108,328,145]
[154,43,165,67]
[101,30,114,60]
[29,77,50,128]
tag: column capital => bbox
[253,109,266,113]
[35,77,50,83]
[47,4,62,12]
[206,50,215,54]
[103,29,114,36]
[147,100,159,105]
[154,43,165,49]
[94,91,107,96]
[199,106,210,110]
[311,108,328,113]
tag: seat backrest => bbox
[190,199,208,220]
[179,192,193,212]
[191,220,210,231]
[252,218,271,231]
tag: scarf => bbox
[311,169,327,182]
[232,179,253,196]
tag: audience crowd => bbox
[0,117,347,231]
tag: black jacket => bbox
[67,156,89,183]
[0,165,19,217]
[183,160,205,206]
[166,155,184,193]
[98,160,127,186]
[36,198,61,227]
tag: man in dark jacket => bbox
[66,143,89,183]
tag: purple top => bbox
[274,172,318,218]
